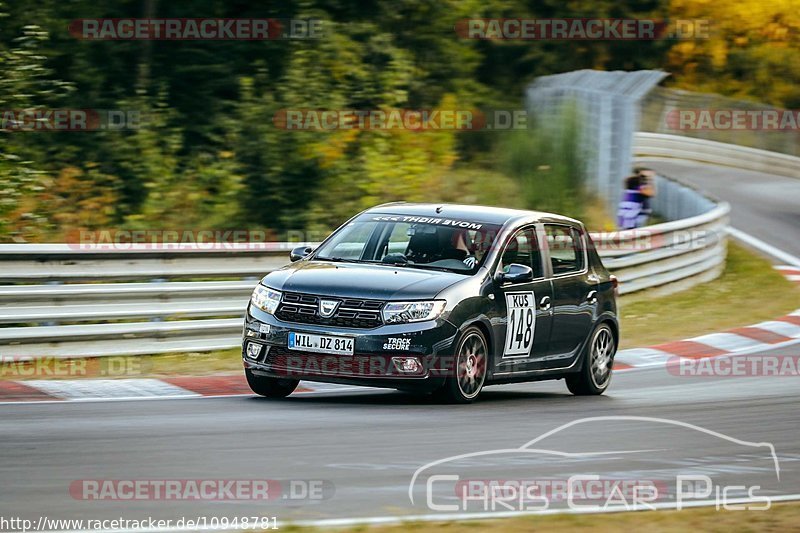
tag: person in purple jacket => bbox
[617,167,656,229]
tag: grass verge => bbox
[0,348,244,381]
[619,242,800,348]
[287,501,800,533]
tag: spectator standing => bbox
[617,167,657,229]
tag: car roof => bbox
[366,202,582,227]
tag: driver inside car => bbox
[403,225,492,271]
[438,228,470,261]
[405,225,441,263]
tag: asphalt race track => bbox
[2,348,799,526]
[642,159,800,259]
[1,163,799,528]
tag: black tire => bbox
[435,326,488,404]
[245,368,299,398]
[566,322,616,396]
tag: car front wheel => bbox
[566,323,616,396]
[435,326,488,404]
[245,368,299,398]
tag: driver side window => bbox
[544,224,585,275]
[499,227,544,278]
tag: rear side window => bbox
[499,227,544,278]
[545,225,585,275]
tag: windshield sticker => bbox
[371,215,483,230]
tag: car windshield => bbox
[313,214,503,274]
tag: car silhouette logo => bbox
[319,299,340,318]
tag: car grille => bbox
[274,292,384,329]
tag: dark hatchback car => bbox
[243,203,618,403]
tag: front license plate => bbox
[288,332,354,355]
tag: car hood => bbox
[262,261,466,300]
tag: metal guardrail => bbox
[634,132,800,180]
[0,179,729,357]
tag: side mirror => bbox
[290,246,313,262]
[498,263,534,284]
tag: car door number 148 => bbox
[504,291,536,357]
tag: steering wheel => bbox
[382,253,409,264]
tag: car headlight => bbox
[251,285,282,314]
[382,300,446,324]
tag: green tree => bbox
[0,21,72,241]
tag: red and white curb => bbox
[614,308,800,371]
[776,265,800,286]
[615,265,800,371]
[0,376,366,403]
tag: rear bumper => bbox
[242,305,459,389]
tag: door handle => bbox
[586,290,598,304]
[539,296,551,311]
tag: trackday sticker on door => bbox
[504,291,535,357]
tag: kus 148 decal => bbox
[503,291,535,357]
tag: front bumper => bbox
[242,305,460,390]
